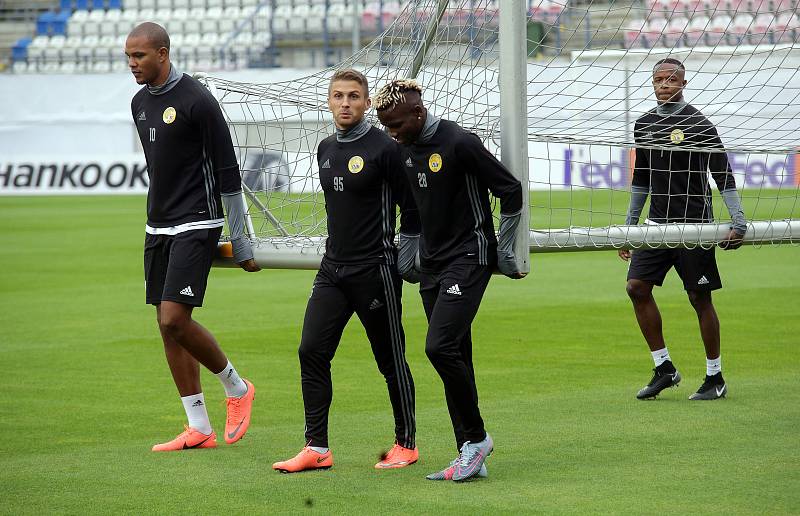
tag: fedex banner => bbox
[557,145,799,190]
[1,149,796,195]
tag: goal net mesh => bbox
[203,0,799,265]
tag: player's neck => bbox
[147,64,181,96]
[656,98,687,116]
[335,118,370,143]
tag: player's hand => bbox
[719,229,745,250]
[507,271,527,279]
[238,258,261,272]
[618,249,632,261]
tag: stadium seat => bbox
[136,8,157,26]
[77,34,99,62]
[272,5,291,35]
[154,7,173,25]
[218,6,241,33]
[61,35,83,61]
[12,60,29,74]
[643,17,667,46]
[83,8,105,36]
[774,11,798,43]
[751,13,775,43]
[288,5,312,34]
[95,34,116,61]
[184,7,204,34]
[60,61,77,73]
[685,13,710,45]
[92,60,112,72]
[164,9,186,35]
[623,18,648,48]
[361,2,379,32]
[240,0,258,8]
[11,37,32,62]
[326,3,346,34]
[42,61,61,73]
[664,15,690,46]
[201,7,223,34]
[728,13,754,44]
[44,35,66,63]
[207,0,224,8]
[68,10,88,37]
[101,10,122,37]
[706,13,731,45]
[138,0,157,10]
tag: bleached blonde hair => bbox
[374,79,422,111]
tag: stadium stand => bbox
[3,0,799,72]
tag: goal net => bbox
[202,0,800,269]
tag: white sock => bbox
[651,347,671,367]
[706,356,722,377]
[181,393,212,435]
[309,446,329,454]
[216,361,248,398]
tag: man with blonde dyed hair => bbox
[272,69,421,473]
[377,79,524,482]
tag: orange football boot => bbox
[225,379,255,444]
[151,425,217,452]
[375,443,419,469]
[272,447,333,473]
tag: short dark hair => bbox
[329,69,369,96]
[128,22,170,51]
[653,58,685,72]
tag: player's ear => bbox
[158,46,168,62]
[366,97,372,109]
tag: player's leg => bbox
[159,228,254,445]
[273,262,349,473]
[424,262,493,482]
[352,264,418,468]
[146,233,216,451]
[626,249,681,399]
[678,248,727,400]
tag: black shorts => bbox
[627,247,722,291]
[144,227,222,306]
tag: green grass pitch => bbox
[1,194,798,514]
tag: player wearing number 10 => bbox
[125,23,258,452]
[272,69,421,473]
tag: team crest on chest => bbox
[162,107,177,124]
[348,155,364,174]
[428,153,443,172]
[669,128,684,144]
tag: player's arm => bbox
[620,126,651,261]
[705,123,747,250]
[386,143,421,283]
[197,93,259,271]
[457,134,525,279]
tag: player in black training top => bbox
[272,70,421,474]
[126,23,258,452]
[620,58,747,401]
[376,79,525,482]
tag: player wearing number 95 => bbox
[126,22,259,452]
[376,79,525,482]
[272,69,421,473]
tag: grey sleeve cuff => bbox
[222,192,254,262]
[625,186,649,225]
[497,210,521,276]
[398,233,421,283]
[721,189,747,233]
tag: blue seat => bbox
[60,0,73,9]
[12,37,32,62]
[52,11,71,35]
[108,0,122,8]
[36,11,55,35]
[75,0,89,9]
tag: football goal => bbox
[201,0,799,269]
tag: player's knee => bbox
[298,341,330,364]
[158,311,189,338]
[626,280,650,302]
[425,339,449,364]
[687,290,711,310]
